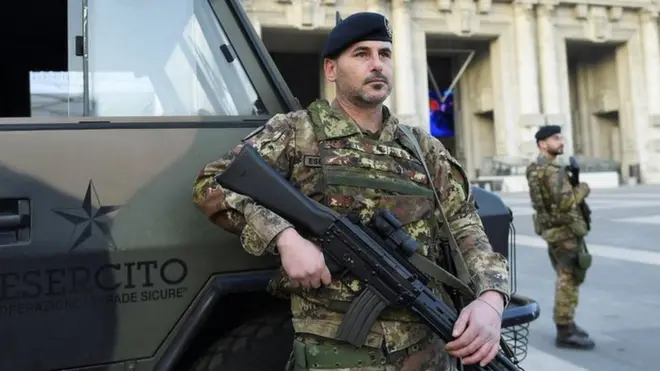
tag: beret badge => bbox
[384,17,393,38]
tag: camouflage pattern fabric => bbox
[526,155,591,325]
[287,333,452,371]
[193,98,510,358]
[547,238,583,325]
[526,156,590,242]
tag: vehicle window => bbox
[29,0,268,118]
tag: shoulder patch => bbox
[303,155,322,168]
[242,125,266,142]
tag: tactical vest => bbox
[296,100,468,320]
[528,162,587,242]
[309,108,438,257]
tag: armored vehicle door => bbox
[0,0,297,370]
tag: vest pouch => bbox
[572,248,592,285]
[289,338,308,371]
[568,220,588,238]
[577,251,592,270]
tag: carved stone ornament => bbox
[437,0,452,12]
[609,6,623,22]
[477,0,492,14]
[641,5,659,22]
[444,0,480,36]
[575,4,613,42]
[535,2,556,19]
[300,0,322,28]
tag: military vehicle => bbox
[0,0,539,370]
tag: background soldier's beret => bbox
[322,12,393,59]
[535,125,562,142]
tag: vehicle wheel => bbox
[190,311,294,371]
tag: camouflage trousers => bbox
[547,238,586,325]
[286,332,454,371]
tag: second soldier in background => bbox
[526,125,596,350]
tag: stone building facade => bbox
[242,0,660,184]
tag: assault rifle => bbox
[215,145,522,371]
[566,156,592,231]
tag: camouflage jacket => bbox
[193,99,510,352]
[525,155,590,242]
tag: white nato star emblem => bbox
[52,180,122,251]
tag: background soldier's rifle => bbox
[566,156,592,231]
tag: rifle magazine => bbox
[336,286,388,347]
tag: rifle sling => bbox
[397,126,474,297]
[399,126,518,365]
[409,253,474,298]
[334,126,475,347]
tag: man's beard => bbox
[549,147,564,156]
[337,74,391,107]
[355,85,390,106]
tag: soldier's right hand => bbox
[275,228,332,289]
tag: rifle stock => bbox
[215,144,521,371]
[215,144,338,236]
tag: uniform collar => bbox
[536,154,559,166]
[326,99,399,141]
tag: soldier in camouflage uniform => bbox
[193,11,511,370]
[525,125,595,350]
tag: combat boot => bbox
[572,322,589,337]
[555,324,595,350]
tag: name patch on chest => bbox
[303,155,322,168]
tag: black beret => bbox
[535,125,562,142]
[322,12,393,59]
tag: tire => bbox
[190,311,294,371]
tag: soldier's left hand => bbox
[445,291,504,366]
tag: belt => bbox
[292,334,432,369]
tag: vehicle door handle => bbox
[0,199,31,244]
[0,213,29,229]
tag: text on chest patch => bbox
[303,155,322,168]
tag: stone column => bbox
[615,31,644,181]
[639,7,660,182]
[554,26,574,156]
[536,3,561,114]
[513,1,540,115]
[412,24,429,133]
[391,0,416,126]
[536,2,574,154]
[491,27,518,157]
[641,8,660,114]
[512,1,542,158]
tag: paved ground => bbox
[500,185,660,371]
